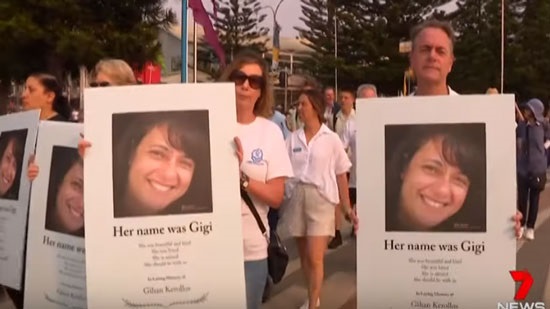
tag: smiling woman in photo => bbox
[385,124,486,232]
[0,129,28,200]
[112,111,212,218]
[45,147,84,237]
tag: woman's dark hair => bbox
[29,73,72,120]
[299,89,326,124]
[0,129,28,200]
[45,146,84,237]
[112,110,212,217]
[385,123,486,232]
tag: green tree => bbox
[449,0,523,94]
[0,0,176,80]
[297,0,448,95]
[510,0,550,102]
[207,0,269,63]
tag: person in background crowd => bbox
[356,84,378,99]
[4,72,74,309]
[270,106,290,140]
[220,51,293,309]
[282,89,358,309]
[340,83,379,238]
[516,98,550,240]
[323,86,340,131]
[90,59,137,87]
[334,89,355,137]
[486,87,499,94]
[21,73,73,121]
[286,108,296,133]
[408,19,523,235]
[288,76,320,132]
[266,105,291,296]
[329,88,356,249]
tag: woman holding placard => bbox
[219,51,293,309]
[4,73,72,309]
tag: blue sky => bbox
[167,0,458,38]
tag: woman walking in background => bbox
[516,98,550,240]
[282,89,358,309]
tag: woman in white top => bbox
[219,51,293,309]
[282,89,358,309]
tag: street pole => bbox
[262,0,285,71]
[193,21,198,83]
[334,16,338,96]
[181,0,188,83]
[500,0,505,93]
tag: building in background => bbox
[157,20,314,109]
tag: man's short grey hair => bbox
[357,84,377,98]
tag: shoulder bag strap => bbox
[240,187,269,242]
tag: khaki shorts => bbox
[280,183,335,237]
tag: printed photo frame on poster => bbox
[83,83,245,308]
[111,110,213,218]
[45,146,84,238]
[384,123,487,233]
[0,128,29,201]
[356,95,517,309]
[0,110,40,290]
[24,121,86,309]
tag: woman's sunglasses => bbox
[89,81,110,87]
[229,71,264,90]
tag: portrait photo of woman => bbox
[112,110,212,218]
[385,123,486,232]
[45,146,84,237]
[0,129,28,201]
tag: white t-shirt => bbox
[335,109,355,139]
[409,86,459,96]
[238,117,293,261]
[286,124,352,204]
[341,118,357,188]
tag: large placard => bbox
[24,121,85,308]
[83,83,245,308]
[356,95,517,308]
[0,110,40,289]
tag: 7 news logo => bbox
[497,270,546,309]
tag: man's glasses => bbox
[89,81,110,87]
[229,71,264,90]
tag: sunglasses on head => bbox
[229,71,264,90]
[89,81,110,87]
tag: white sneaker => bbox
[525,228,535,240]
[518,227,525,239]
[299,298,320,309]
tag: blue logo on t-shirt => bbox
[251,148,263,164]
